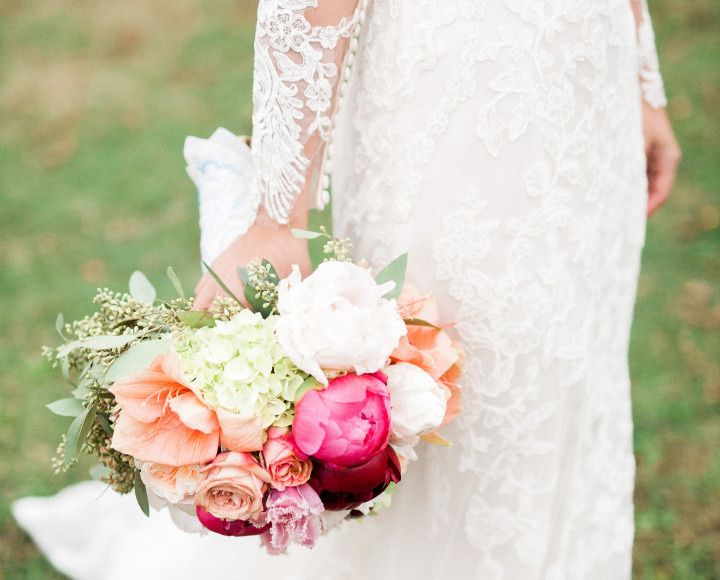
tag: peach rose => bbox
[393,285,463,426]
[392,285,460,380]
[438,360,463,426]
[195,452,271,522]
[262,427,312,491]
[139,462,205,504]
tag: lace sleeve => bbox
[251,0,367,224]
[632,0,668,109]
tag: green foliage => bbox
[166,266,186,299]
[176,310,216,328]
[105,337,172,382]
[63,401,97,466]
[294,376,323,403]
[241,259,279,317]
[202,261,244,306]
[374,253,408,300]
[128,271,157,304]
[46,398,84,418]
[134,471,150,517]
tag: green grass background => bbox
[0,1,718,577]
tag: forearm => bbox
[251,0,366,224]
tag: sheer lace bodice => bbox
[251,0,667,226]
[252,0,367,224]
[633,0,668,109]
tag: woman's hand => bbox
[194,210,311,310]
[642,101,681,216]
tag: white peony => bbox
[385,362,449,448]
[275,261,407,385]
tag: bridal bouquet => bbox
[44,233,462,553]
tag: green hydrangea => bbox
[174,309,305,428]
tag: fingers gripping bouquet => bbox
[45,234,462,553]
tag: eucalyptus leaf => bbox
[64,400,97,465]
[55,313,65,339]
[294,376,324,403]
[403,317,441,330]
[60,356,70,382]
[72,381,90,399]
[97,414,113,436]
[166,266,185,299]
[105,336,171,382]
[263,259,280,280]
[177,310,216,329]
[243,284,267,316]
[202,261,244,306]
[242,260,278,318]
[57,334,138,359]
[290,228,324,240]
[89,464,112,480]
[73,363,101,397]
[375,252,408,300]
[134,471,150,517]
[129,271,156,304]
[47,398,84,417]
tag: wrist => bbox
[255,202,308,231]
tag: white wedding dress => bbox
[14,1,668,578]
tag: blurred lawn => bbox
[0,0,718,578]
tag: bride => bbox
[15,0,680,578]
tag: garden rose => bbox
[308,447,402,511]
[139,462,204,504]
[439,361,463,426]
[275,262,407,385]
[392,285,460,380]
[261,484,324,553]
[196,506,269,537]
[195,452,270,522]
[292,372,391,467]
[262,427,312,490]
[384,362,449,447]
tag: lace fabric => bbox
[634,0,668,108]
[329,1,651,576]
[252,0,367,224]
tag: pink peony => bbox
[195,452,270,522]
[196,505,269,537]
[308,446,401,511]
[292,373,391,467]
[261,484,324,553]
[262,427,313,491]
